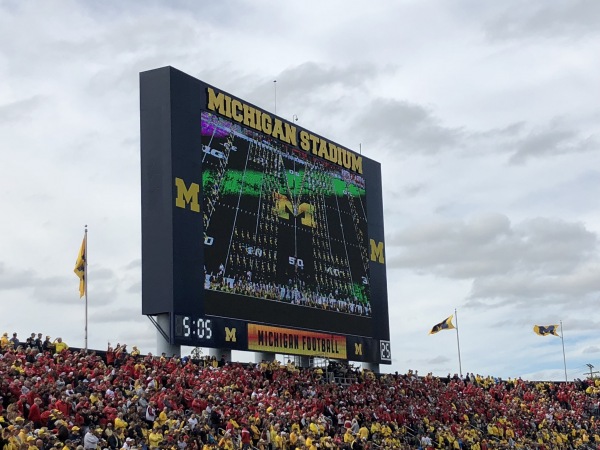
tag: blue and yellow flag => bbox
[429,315,455,334]
[74,236,86,298]
[533,324,559,336]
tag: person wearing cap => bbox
[9,333,20,349]
[8,427,20,446]
[25,435,37,450]
[121,437,135,450]
[69,426,82,443]
[1,332,10,349]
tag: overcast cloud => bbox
[1,0,599,381]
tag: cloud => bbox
[388,215,600,307]
[389,215,597,276]
[484,0,600,41]
[507,123,597,165]
[92,306,142,324]
[352,98,463,155]
[467,120,598,164]
[582,345,600,354]
[0,96,45,123]
[0,263,73,299]
[428,355,451,365]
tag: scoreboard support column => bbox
[156,314,181,358]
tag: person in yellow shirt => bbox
[54,337,69,353]
[321,436,335,449]
[218,431,235,450]
[148,427,163,449]
[304,434,313,449]
[308,421,319,437]
[227,418,240,430]
[288,430,298,448]
[0,332,10,349]
[358,424,369,441]
[272,431,284,449]
[26,436,37,450]
[306,435,317,450]
[16,426,29,445]
[10,360,25,375]
[343,428,354,445]
[156,407,168,427]
[380,423,392,437]
[89,392,100,405]
[114,413,128,431]
[370,421,381,438]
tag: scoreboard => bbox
[140,67,391,364]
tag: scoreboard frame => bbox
[140,66,391,364]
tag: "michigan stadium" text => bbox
[206,87,363,174]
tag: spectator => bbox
[53,338,68,353]
[9,333,19,349]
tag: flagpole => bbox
[560,320,567,382]
[455,308,463,378]
[84,225,88,353]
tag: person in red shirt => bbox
[241,427,252,450]
[28,397,43,428]
[55,395,71,417]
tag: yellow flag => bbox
[73,236,86,298]
[533,325,559,336]
[429,315,455,334]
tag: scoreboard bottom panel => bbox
[172,314,391,364]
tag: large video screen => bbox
[201,111,372,319]
[140,67,390,363]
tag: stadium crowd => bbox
[2,331,600,450]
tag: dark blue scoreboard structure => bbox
[140,66,391,364]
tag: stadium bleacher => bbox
[1,334,600,450]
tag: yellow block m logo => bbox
[370,239,385,264]
[354,343,363,356]
[274,193,316,228]
[175,177,200,212]
[225,327,237,342]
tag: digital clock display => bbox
[173,315,249,351]
[174,315,214,340]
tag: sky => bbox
[1,0,599,382]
